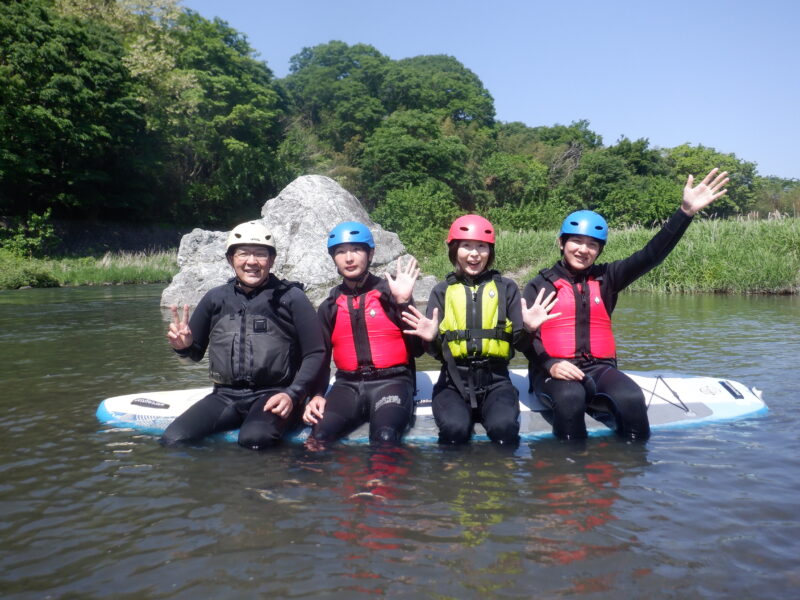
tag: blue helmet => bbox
[559,210,608,243]
[327,221,375,253]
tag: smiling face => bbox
[454,239,492,277]
[560,234,602,272]
[332,242,373,285]
[228,244,275,291]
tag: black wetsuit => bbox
[161,275,325,449]
[310,274,423,444]
[523,208,696,440]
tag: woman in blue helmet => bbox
[303,221,424,445]
[522,168,729,440]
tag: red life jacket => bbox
[331,289,409,371]
[539,271,616,360]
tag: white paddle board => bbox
[96,369,766,443]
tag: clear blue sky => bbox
[182,0,799,179]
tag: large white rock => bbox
[161,175,437,308]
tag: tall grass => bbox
[0,250,179,289]
[420,218,800,294]
[3,219,798,294]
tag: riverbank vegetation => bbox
[0,250,178,290]
[2,218,797,294]
[1,1,798,294]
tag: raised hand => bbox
[167,304,193,350]
[681,168,729,216]
[521,289,561,333]
[401,305,440,342]
[386,257,420,304]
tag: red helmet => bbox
[447,215,495,244]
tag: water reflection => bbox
[1,286,798,598]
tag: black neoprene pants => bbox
[534,362,651,440]
[310,375,415,444]
[160,386,303,449]
[431,364,520,445]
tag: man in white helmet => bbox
[163,220,325,449]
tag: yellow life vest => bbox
[439,275,513,360]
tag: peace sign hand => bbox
[167,304,193,350]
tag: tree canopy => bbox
[1,1,794,253]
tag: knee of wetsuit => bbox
[437,425,471,445]
[485,420,520,446]
[371,426,402,445]
[237,429,282,450]
[616,421,651,441]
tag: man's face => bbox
[229,245,274,290]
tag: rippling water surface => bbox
[1,286,798,599]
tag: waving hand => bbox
[681,168,729,216]
[521,289,561,333]
[386,257,420,304]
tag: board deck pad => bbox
[96,370,766,443]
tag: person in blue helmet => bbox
[302,221,424,445]
[522,168,730,441]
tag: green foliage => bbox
[360,110,470,206]
[666,144,757,216]
[380,55,495,127]
[0,249,60,289]
[283,42,390,152]
[0,0,148,218]
[606,137,669,177]
[752,177,800,217]
[0,209,58,257]
[166,11,285,225]
[371,179,460,260]
[0,5,786,243]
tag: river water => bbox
[1,285,798,599]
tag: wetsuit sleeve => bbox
[521,275,560,373]
[604,208,693,293]
[173,288,215,363]
[505,278,533,352]
[424,282,448,360]
[311,297,336,397]
[377,278,425,359]
[280,288,327,405]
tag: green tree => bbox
[607,137,668,177]
[666,144,757,216]
[0,0,148,218]
[282,42,389,151]
[371,179,460,259]
[380,55,496,127]
[166,10,286,225]
[359,110,470,207]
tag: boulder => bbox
[161,175,437,308]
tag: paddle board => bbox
[96,369,766,443]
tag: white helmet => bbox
[225,221,276,254]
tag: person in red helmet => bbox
[523,168,729,441]
[402,215,558,445]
